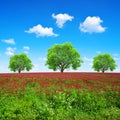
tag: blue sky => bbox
[0,0,120,72]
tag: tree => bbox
[92,53,117,73]
[9,53,33,73]
[46,42,83,72]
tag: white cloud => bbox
[39,57,47,61]
[115,68,120,72]
[113,53,120,61]
[83,56,93,62]
[25,24,58,37]
[5,47,16,56]
[114,57,120,61]
[2,38,15,45]
[32,64,40,71]
[23,46,30,54]
[96,51,102,54]
[88,62,93,67]
[23,51,29,54]
[83,57,93,69]
[52,13,74,28]
[79,16,106,33]
[113,53,120,57]
[23,46,30,50]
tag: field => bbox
[0,72,120,119]
[0,72,120,93]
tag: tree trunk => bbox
[60,68,64,73]
[18,69,21,74]
[102,68,105,73]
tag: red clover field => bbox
[0,72,120,119]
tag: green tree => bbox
[9,53,33,73]
[46,42,83,72]
[92,53,117,73]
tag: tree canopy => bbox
[46,42,83,72]
[92,53,117,73]
[9,53,33,73]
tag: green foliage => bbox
[9,53,33,73]
[46,42,83,72]
[99,107,120,120]
[92,53,117,73]
[0,89,120,120]
[26,82,40,88]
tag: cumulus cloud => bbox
[5,47,16,56]
[52,13,74,28]
[115,68,120,72]
[96,51,102,54]
[88,62,93,67]
[79,16,106,33]
[114,57,120,61]
[83,56,93,67]
[23,46,30,54]
[83,56,93,62]
[2,38,15,45]
[32,64,40,71]
[25,24,58,37]
[39,57,47,61]
[113,53,120,61]
[113,53,120,57]
[23,46,30,50]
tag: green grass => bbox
[0,86,120,120]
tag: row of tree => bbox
[9,42,117,73]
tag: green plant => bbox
[0,87,120,120]
[9,53,33,73]
[46,42,83,72]
[92,53,117,73]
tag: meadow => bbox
[0,72,120,120]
